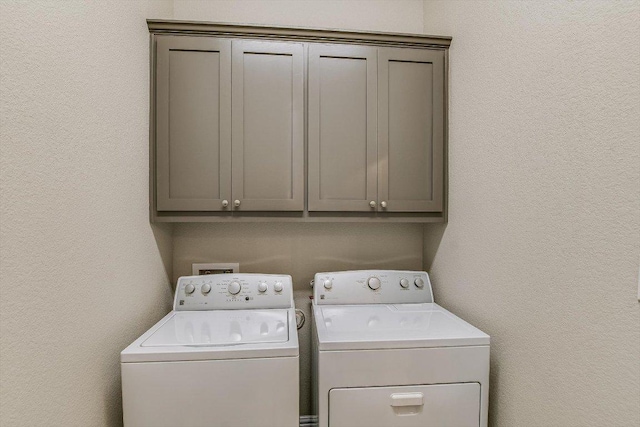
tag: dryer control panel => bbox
[173,274,293,311]
[313,270,433,305]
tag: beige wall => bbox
[3,1,638,426]
[0,1,174,426]
[423,1,640,426]
[172,0,424,33]
[173,223,423,415]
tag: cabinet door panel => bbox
[378,48,444,212]
[156,36,231,211]
[232,41,304,211]
[308,44,377,212]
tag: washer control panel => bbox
[313,270,433,305]
[173,274,293,311]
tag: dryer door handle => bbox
[390,392,424,407]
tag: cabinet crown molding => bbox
[147,19,452,48]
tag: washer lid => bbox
[142,309,289,347]
[121,309,299,363]
[314,303,489,351]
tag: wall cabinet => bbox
[378,48,444,213]
[155,36,231,212]
[156,36,304,213]
[308,45,444,213]
[308,44,378,212]
[148,21,451,222]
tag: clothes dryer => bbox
[312,270,489,427]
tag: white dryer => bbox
[121,274,299,427]
[312,270,489,427]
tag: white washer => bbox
[312,270,490,427]
[121,274,299,427]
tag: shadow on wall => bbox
[152,222,174,291]
[423,223,447,271]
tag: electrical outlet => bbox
[192,263,239,276]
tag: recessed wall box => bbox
[192,263,239,275]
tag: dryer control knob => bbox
[274,282,284,292]
[258,282,268,293]
[368,277,381,290]
[399,278,409,289]
[201,283,212,294]
[323,279,333,290]
[414,278,425,289]
[185,284,195,295]
[228,281,241,295]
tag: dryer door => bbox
[329,383,480,427]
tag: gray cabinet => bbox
[308,45,445,213]
[155,36,231,211]
[378,48,444,212]
[308,44,378,212]
[232,41,304,211]
[155,36,304,212]
[149,20,451,222]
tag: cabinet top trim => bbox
[147,19,452,48]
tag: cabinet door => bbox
[232,41,304,211]
[156,36,231,211]
[378,48,444,212]
[308,44,378,212]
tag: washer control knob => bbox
[323,279,333,290]
[185,284,195,295]
[368,277,381,290]
[201,283,212,294]
[414,278,425,289]
[399,278,409,289]
[228,281,241,295]
[258,282,268,293]
[274,282,284,293]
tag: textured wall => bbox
[173,223,424,415]
[422,1,640,426]
[172,0,424,33]
[0,1,174,426]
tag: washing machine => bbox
[121,273,299,427]
[312,270,490,427]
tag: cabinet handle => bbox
[369,201,376,208]
[380,201,387,208]
[221,200,229,208]
[234,200,241,207]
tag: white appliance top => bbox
[312,270,489,350]
[121,274,298,363]
[314,303,489,350]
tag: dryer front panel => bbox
[329,383,480,427]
